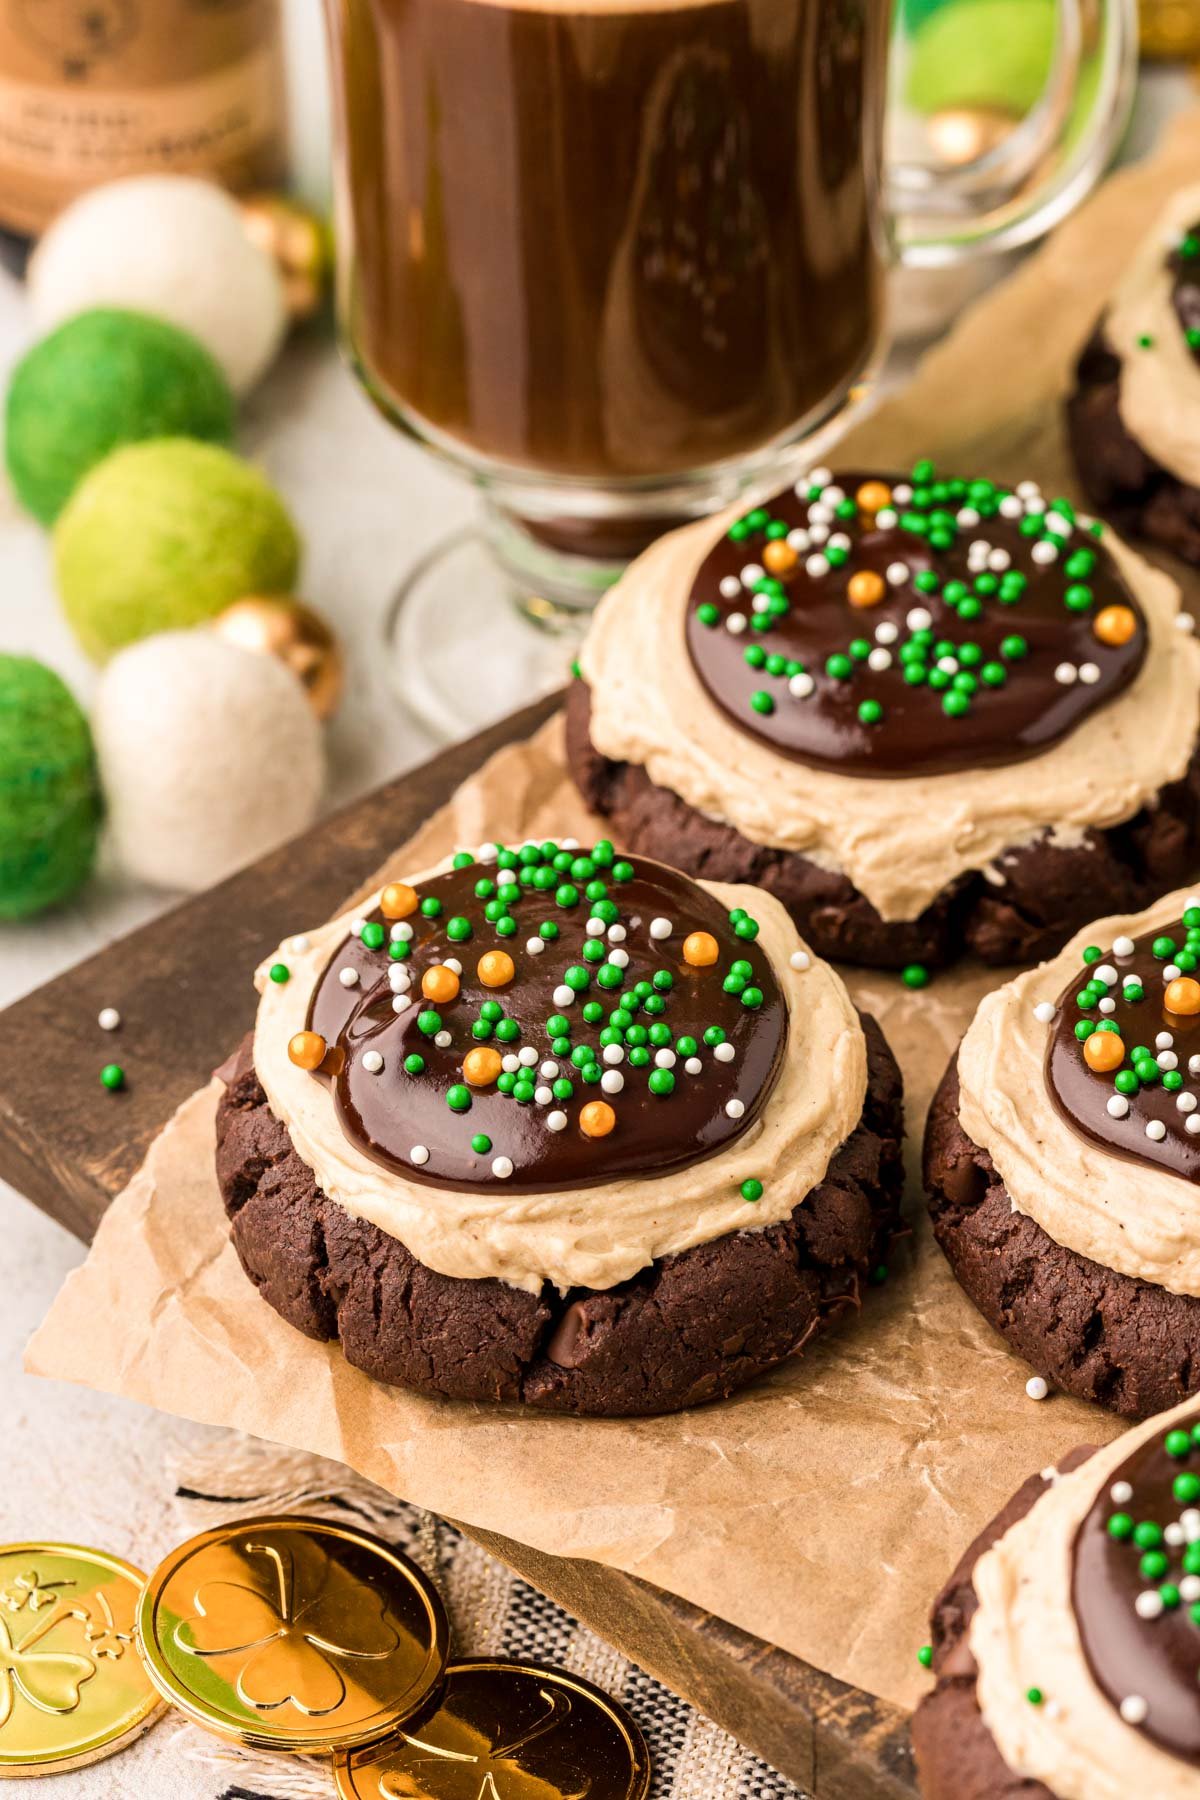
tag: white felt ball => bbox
[29,176,287,395]
[94,632,324,892]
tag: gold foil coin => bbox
[334,1659,652,1800]
[136,1515,449,1754]
[0,1542,164,1778]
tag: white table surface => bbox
[0,30,1194,1791]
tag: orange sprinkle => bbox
[762,539,798,576]
[288,1030,327,1072]
[422,964,460,1004]
[477,950,515,989]
[580,1100,616,1138]
[855,480,892,516]
[847,569,886,609]
[683,930,719,967]
[1093,605,1136,648]
[463,1046,503,1087]
[1166,977,1200,1016]
[380,882,418,920]
[1083,1030,1124,1073]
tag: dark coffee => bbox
[328,0,890,485]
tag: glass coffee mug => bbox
[324,0,1137,737]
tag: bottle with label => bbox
[0,0,288,268]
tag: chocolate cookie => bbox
[568,680,1200,970]
[1067,328,1200,568]
[911,1448,1096,1800]
[925,1060,1200,1419]
[215,1009,902,1416]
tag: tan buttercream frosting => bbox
[581,509,1199,923]
[958,886,1200,1299]
[251,861,866,1295]
[1107,184,1200,490]
[970,1398,1200,1800]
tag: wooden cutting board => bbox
[0,695,917,1799]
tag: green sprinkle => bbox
[826,653,853,680]
[740,1178,764,1203]
[420,896,442,918]
[446,916,472,942]
[269,962,290,984]
[471,1133,492,1154]
[360,921,385,951]
[1025,1688,1043,1707]
[556,883,579,908]
[750,690,775,716]
[100,1063,124,1092]
[917,1644,933,1670]
[1138,332,1154,349]
[1107,1512,1134,1540]
[417,1010,441,1036]
[1166,1428,1193,1457]
[696,602,720,626]
[902,964,930,990]
[648,1069,676,1097]
[447,1084,472,1113]
[858,699,883,725]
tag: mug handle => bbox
[890,0,1139,267]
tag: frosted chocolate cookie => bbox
[926,887,1200,1417]
[568,462,1200,969]
[1068,187,1200,567]
[913,1404,1200,1800]
[215,837,903,1416]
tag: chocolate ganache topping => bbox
[296,840,788,1195]
[1045,906,1200,1183]
[684,462,1147,777]
[1169,222,1200,368]
[1072,1413,1200,1765]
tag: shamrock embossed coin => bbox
[0,1542,164,1776]
[334,1659,652,1799]
[136,1515,449,1753]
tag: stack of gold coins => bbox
[0,1518,651,1797]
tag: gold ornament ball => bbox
[211,596,344,720]
[239,193,333,322]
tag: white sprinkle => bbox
[1186,1115,1200,1135]
[867,648,892,673]
[1107,1095,1129,1118]
[1044,511,1072,538]
[492,1157,514,1179]
[1183,1508,1200,1540]
[518,1046,538,1066]
[987,548,1011,571]
[823,484,845,507]
[752,591,773,614]
[1113,935,1135,957]
[526,937,545,955]
[1078,662,1101,685]
[98,1006,121,1032]
[968,538,990,561]
[789,672,815,699]
[1054,662,1077,685]
[391,995,411,1014]
[391,921,413,942]
[501,1054,520,1073]
[1041,1468,1059,1484]
[350,918,366,937]
[887,562,910,587]
[1120,1695,1149,1725]
[740,562,763,585]
[714,1042,736,1063]
[1025,1375,1049,1401]
[1165,965,1182,983]
[1160,1032,1178,1049]
[288,934,310,954]
[726,611,747,635]
[607,924,627,943]
[608,948,630,969]
[1045,1700,1062,1721]
[1177,612,1196,634]
[1135,1591,1163,1620]
[602,1044,625,1066]
[1095,965,1118,986]
[1017,480,1041,498]
[654,1049,676,1069]
[410,1145,430,1166]
[339,967,359,988]
[388,966,410,991]
[786,528,810,551]
[1158,1051,1179,1071]
[1034,1002,1056,1024]
[535,1086,552,1105]
[874,507,898,528]
[1146,1119,1167,1141]
[789,950,811,972]
[957,506,981,527]
[906,605,932,631]
[827,531,851,554]
[553,985,575,1006]
[805,553,829,579]
[1024,496,1047,515]
[547,1110,568,1132]
[1032,540,1058,565]
[1167,1522,1186,1547]
[601,1070,624,1095]
[726,1098,746,1119]
[808,523,829,545]
[1190,1054,1200,1077]
[719,575,741,599]
[937,656,959,675]
[497,867,518,886]
[586,917,605,937]
[540,1060,558,1079]
[1111,1480,1133,1504]
[892,483,912,504]
[434,1030,452,1049]
[998,496,1022,519]
[477,843,498,863]
[875,620,899,645]
[1183,1575,1200,1603]
[685,1057,702,1075]
[650,917,672,940]
[1098,997,1116,1014]
[1178,1093,1198,1114]
[362,1050,384,1074]
[561,837,579,850]
[807,503,833,527]
[444,957,462,975]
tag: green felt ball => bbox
[5,308,235,525]
[54,438,301,661]
[0,655,100,919]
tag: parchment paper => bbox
[26,109,1200,1714]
